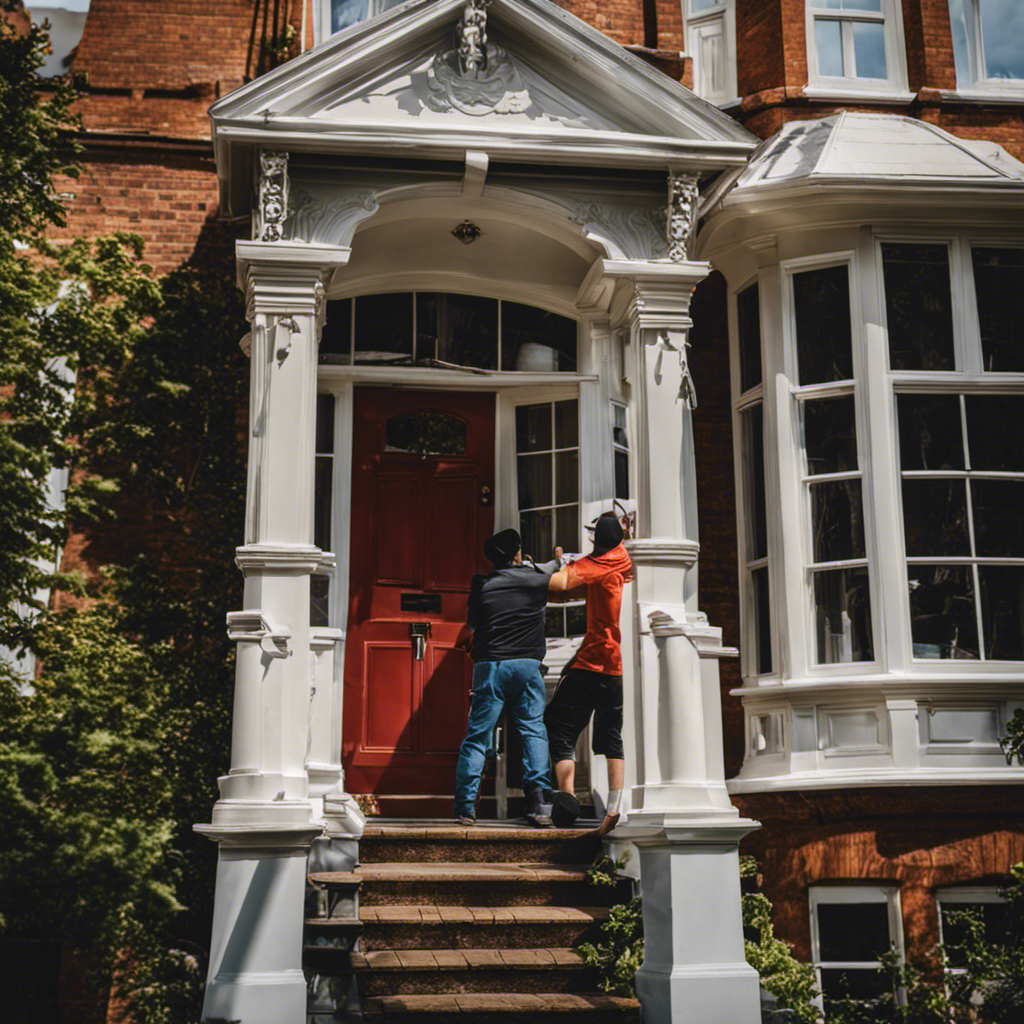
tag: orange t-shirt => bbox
[565,544,632,675]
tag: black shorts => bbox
[545,667,623,762]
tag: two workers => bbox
[453,514,631,833]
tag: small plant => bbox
[1000,707,1024,766]
[578,851,644,997]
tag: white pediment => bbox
[210,0,756,172]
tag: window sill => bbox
[939,88,1024,106]
[802,86,916,105]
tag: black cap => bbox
[484,528,521,567]
[592,515,624,557]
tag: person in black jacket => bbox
[453,528,558,827]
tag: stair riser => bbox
[360,881,624,907]
[355,968,590,996]
[362,1010,640,1024]
[360,921,604,950]
[359,838,602,865]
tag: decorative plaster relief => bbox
[562,198,668,260]
[668,171,699,262]
[286,186,379,245]
[426,1,532,116]
[256,151,289,243]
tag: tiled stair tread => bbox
[313,863,590,884]
[308,870,361,887]
[362,825,598,840]
[305,915,362,927]
[361,905,609,924]
[351,948,585,970]
[362,993,640,1014]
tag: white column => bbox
[195,239,349,1024]
[594,260,761,1024]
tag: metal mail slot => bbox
[401,592,442,613]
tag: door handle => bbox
[409,621,431,661]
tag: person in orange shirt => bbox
[545,514,632,836]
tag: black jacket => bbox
[466,560,558,663]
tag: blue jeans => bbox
[454,658,551,818]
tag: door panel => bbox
[344,388,495,807]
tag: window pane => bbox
[311,575,330,628]
[501,302,577,372]
[897,394,964,471]
[354,293,413,364]
[979,565,1024,660]
[314,456,332,552]
[545,605,565,638]
[516,404,552,453]
[901,479,970,557]
[320,298,352,364]
[417,293,498,370]
[385,412,467,457]
[965,396,1024,470]
[520,509,552,565]
[555,450,579,505]
[555,399,579,449]
[852,20,888,78]
[805,396,858,475]
[811,480,865,561]
[882,243,955,371]
[614,450,629,500]
[517,454,551,510]
[815,18,845,77]
[948,0,973,82]
[752,566,772,674]
[742,406,768,561]
[316,394,335,454]
[972,481,1024,557]
[817,901,891,962]
[820,968,889,1002]
[972,248,1024,371]
[941,903,1013,966]
[737,283,762,392]
[794,265,853,384]
[979,0,1024,79]
[908,565,979,659]
[813,567,874,663]
[566,601,588,637]
[555,505,580,554]
[331,0,369,32]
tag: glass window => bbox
[807,0,897,85]
[793,265,854,384]
[612,403,629,500]
[882,243,955,371]
[384,412,467,457]
[949,0,1024,88]
[896,393,1024,660]
[320,298,352,365]
[685,0,736,105]
[312,393,336,628]
[810,887,900,1009]
[501,302,577,372]
[417,293,498,371]
[741,405,772,674]
[354,292,413,365]
[972,248,1024,371]
[938,888,1012,970]
[328,0,403,33]
[737,282,762,393]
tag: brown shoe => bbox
[591,811,620,837]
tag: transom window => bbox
[806,0,907,93]
[320,294,577,374]
[790,262,873,665]
[883,240,1024,662]
[948,0,1024,91]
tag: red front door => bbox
[343,388,495,814]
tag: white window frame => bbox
[731,274,777,682]
[809,885,904,1002]
[682,0,737,107]
[314,0,403,44]
[782,252,879,674]
[879,232,1024,668]
[936,885,1009,958]
[947,0,1024,97]
[805,0,912,100]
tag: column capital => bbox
[237,240,350,317]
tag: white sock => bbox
[607,789,622,815]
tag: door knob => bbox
[479,484,492,506]
[409,621,431,661]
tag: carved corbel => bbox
[256,150,289,243]
[226,610,291,658]
[667,171,700,262]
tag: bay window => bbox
[948,0,1024,93]
[883,240,1024,662]
[806,0,908,96]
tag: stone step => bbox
[304,915,363,949]
[360,992,641,1023]
[305,947,588,995]
[311,862,622,908]
[357,904,609,950]
[359,824,603,865]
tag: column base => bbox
[635,962,762,1024]
[203,969,307,1024]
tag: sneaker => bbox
[455,814,476,826]
[523,810,553,828]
